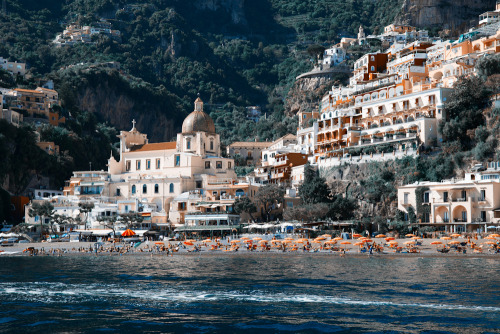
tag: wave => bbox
[0,282,498,313]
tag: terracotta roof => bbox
[129,142,176,152]
[228,141,271,148]
[36,87,58,93]
[14,88,43,94]
[275,134,297,142]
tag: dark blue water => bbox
[0,254,499,333]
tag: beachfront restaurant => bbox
[175,211,242,236]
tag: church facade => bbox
[59,98,256,230]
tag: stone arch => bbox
[435,206,450,223]
[452,205,467,223]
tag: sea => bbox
[0,254,499,333]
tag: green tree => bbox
[118,212,144,229]
[439,75,490,150]
[327,195,358,221]
[78,202,95,230]
[283,203,329,223]
[28,201,54,240]
[234,196,257,223]
[298,164,331,204]
[255,184,285,222]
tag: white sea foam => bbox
[1,282,499,313]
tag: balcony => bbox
[274,159,289,167]
[271,172,285,179]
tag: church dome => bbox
[181,98,216,133]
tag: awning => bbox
[174,225,242,232]
[73,229,93,235]
[133,230,149,236]
[155,223,171,227]
[91,230,113,236]
[80,182,105,186]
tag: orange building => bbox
[13,87,64,126]
[36,141,60,156]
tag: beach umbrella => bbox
[154,242,164,245]
[333,237,343,241]
[375,234,386,238]
[321,234,331,238]
[340,241,351,245]
[284,237,294,241]
[404,240,416,245]
[312,240,322,244]
[484,241,496,245]
[451,233,461,238]
[315,237,326,241]
[240,237,250,240]
[186,239,196,243]
[385,237,395,241]
[430,241,443,245]
[121,229,136,237]
[405,234,416,238]
[354,242,364,246]
[253,237,262,241]
[184,241,194,246]
[296,240,305,244]
[485,236,497,240]
[412,236,422,240]
[489,234,500,238]
[352,233,362,238]
[230,240,241,243]
[448,240,460,245]
[441,237,452,240]
[203,239,212,243]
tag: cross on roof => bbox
[132,119,136,130]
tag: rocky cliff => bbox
[395,0,497,33]
[77,82,177,142]
[285,76,332,116]
[194,0,247,25]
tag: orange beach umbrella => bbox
[121,229,136,237]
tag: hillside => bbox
[321,58,500,227]
[0,0,410,142]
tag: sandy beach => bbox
[2,235,499,257]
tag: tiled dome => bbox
[181,98,216,133]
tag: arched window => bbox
[210,140,214,151]
[186,138,191,150]
[263,154,268,161]
[143,184,147,194]
[154,184,159,194]
[169,183,174,193]
[235,189,245,197]
[131,185,136,194]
